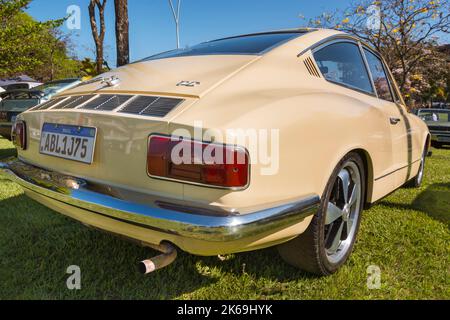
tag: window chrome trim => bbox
[360,46,400,103]
[358,42,379,99]
[297,34,378,57]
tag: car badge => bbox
[177,80,201,87]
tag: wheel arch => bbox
[320,147,375,208]
[352,148,374,207]
[425,133,431,152]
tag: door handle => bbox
[390,117,401,125]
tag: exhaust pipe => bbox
[138,242,177,275]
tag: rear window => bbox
[142,32,305,61]
[4,83,30,90]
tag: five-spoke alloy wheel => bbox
[324,162,362,264]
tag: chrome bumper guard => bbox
[0,158,320,242]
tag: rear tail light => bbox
[148,135,249,189]
[12,120,27,150]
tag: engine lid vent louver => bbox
[81,94,133,111]
[31,97,67,111]
[31,94,185,118]
[119,96,184,117]
[55,95,95,109]
[304,57,321,77]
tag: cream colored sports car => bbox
[0,29,430,276]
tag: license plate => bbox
[40,123,97,164]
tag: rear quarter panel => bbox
[170,47,395,209]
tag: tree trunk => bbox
[114,0,129,66]
[88,0,107,74]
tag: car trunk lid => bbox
[61,55,260,99]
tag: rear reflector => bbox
[12,121,27,150]
[148,135,249,189]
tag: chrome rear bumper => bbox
[0,158,319,242]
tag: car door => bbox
[312,40,399,194]
[362,48,410,188]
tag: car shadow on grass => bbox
[0,193,317,299]
[197,248,319,280]
[380,183,450,227]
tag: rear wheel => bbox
[277,152,365,276]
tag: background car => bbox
[1,29,430,276]
[0,77,42,103]
[0,75,42,91]
[0,89,44,139]
[417,108,450,147]
[431,102,450,109]
[0,78,81,139]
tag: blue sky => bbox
[26,0,351,67]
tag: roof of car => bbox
[209,28,318,42]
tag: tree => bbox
[114,0,129,66]
[0,0,61,76]
[39,28,77,81]
[303,0,450,105]
[88,0,107,74]
[79,58,99,78]
[0,0,80,81]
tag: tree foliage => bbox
[0,0,82,81]
[303,0,450,105]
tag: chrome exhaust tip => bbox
[138,242,177,275]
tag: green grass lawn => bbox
[0,137,449,300]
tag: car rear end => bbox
[0,31,322,257]
[429,124,450,145]
[3,90,318,256]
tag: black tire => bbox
[406,143,427,188]
[277,152,365,276]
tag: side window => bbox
[363,49,394,102]
[313,42,374,94]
